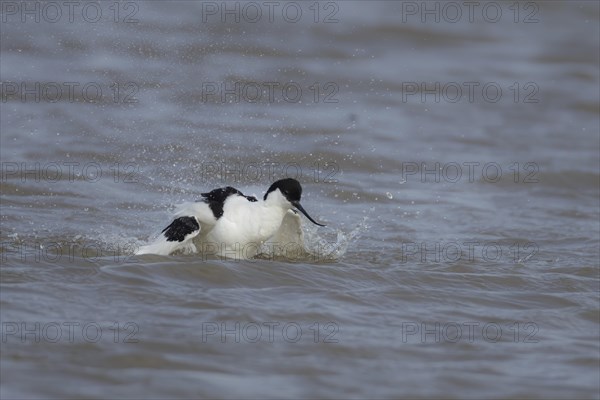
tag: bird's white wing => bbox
[173,201,217,223]
[136,201,217,256]
[135,215,200,256]
[263,209,308,260]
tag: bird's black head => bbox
[264,178,325,227]
[264,178,302,202]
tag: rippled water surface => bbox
[1,1,599,399]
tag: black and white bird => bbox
[135,178,325,259]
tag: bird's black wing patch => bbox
[201,186,240,202]
[161,216,200,242]
[200,186,256,218]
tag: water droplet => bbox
[386,192,393,199]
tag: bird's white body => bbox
[197,191,289,259]
[136,180,321,260]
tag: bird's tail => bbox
[135,216,201,256]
